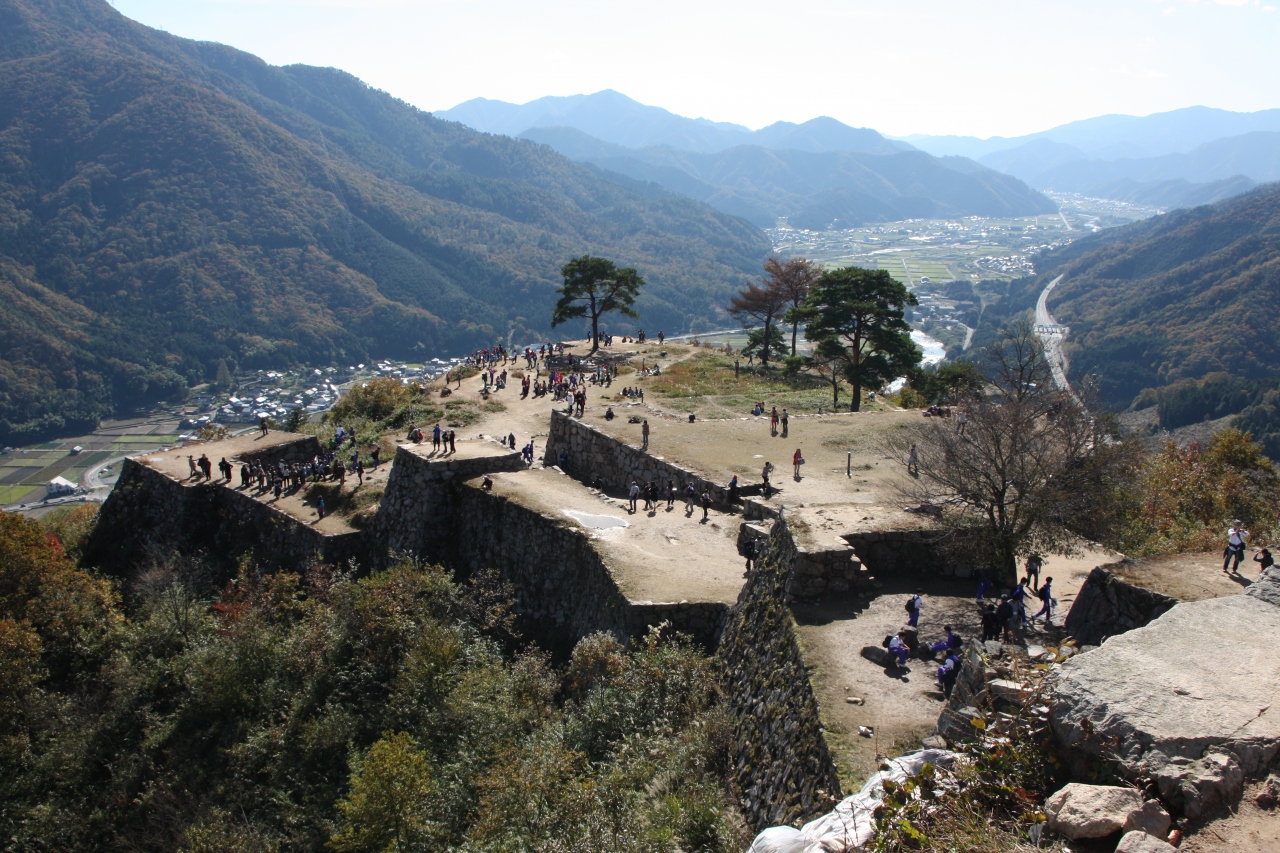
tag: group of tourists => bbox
[626,477,713,521]
[407,423,458,455]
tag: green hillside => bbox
[1026,182,1280,407]
[0,0,769,442]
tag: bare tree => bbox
[887,322,1135,583]
[726,274,789,367]
[768,256,820,357]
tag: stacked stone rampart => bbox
[374,443,527,560]
[543,411,730,502]
[83,453,363,576]
[842,529,956,576]
[719,517,844,830]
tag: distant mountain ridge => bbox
[519,127,1056,228]
[904,106,1280,160]
[907,107,1280,210]
[436,90,913,155]
[439,92,1056,228]
[0,0,770,442]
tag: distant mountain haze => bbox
[443,92,1056,228]
[436,90,912,155]
[0,0,769,442]
[906,106,1280,210]
[904,106,1280,160]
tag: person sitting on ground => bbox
[481,475,493,491]
[929,624,963,655]
[883,633,910,668]
[1255,546,1274,573]
[604,407,615,421]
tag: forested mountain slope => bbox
[0,0,769,442]
[1036,183,1280,405]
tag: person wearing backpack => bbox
[905,591,922,628]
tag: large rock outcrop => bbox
[1051,568,1280,798]
[1064,566,1177,645]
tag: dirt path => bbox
[794,543,1119,788]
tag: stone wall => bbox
[1064,566,1178,645]
[543,410,731,502]
[374,443,527,561]
[233,434,323,469]
[842,529,959,577]
[83,456,364,576]
[719,517,844,830]
[447,480,725,656]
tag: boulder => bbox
[1065,566,1178,645]
[1115,830,1178,853]
[988,678,1028,705]
[1123,799,1171,839]
[1155,749,1244,819]
[1051,593,1280,781]
[936,705,984,744]
[1045,783,1143,840]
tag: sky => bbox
[110,0,1280,138]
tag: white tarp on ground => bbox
[750,749,959,853]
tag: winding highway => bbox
[1034,274,1075,397]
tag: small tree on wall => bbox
[551,256,645,353]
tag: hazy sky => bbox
[111,0,1280,138]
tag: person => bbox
[793,448,804,481]
[604,407,615,421]
[334,458,346,485]
[770,406,779,436]
[700,489,712,522]
[761,461,774,496]
[994,594,1015,642]
[259,417,269,436]
[1011,579,1029,626]
[905,591,922,628]
[317,497,325,520]
[1255,547,1274,573]
[907,444,919,477]
[198,454,212,481]
[481,475,493,491]
[928,624,962,655]
[1031,577,1055,624]
[975,569,990,603]
[883,634,910,668]
[643,481,655,512]
[187,455,198,479]
[1224,521,1249,574]
[371,446,381,469]
[449,430,457,454]
[629,481,640,514]
[980,603,1000,642]
[667,480,677,510]
[956,409,969,435]
[354,456,364,485]
[751,401,762,416]
[239,463,251,488]
[1025,553,1043,591]
[780,408,789,438]
[744,536,757,571]
[508,432,516,450]
[641,419,650,451]
[727,474,740,504]
[433,423,442,451]
[937,651,962,697]
[684,482,697,515]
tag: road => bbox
[1034,274,1075,397]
